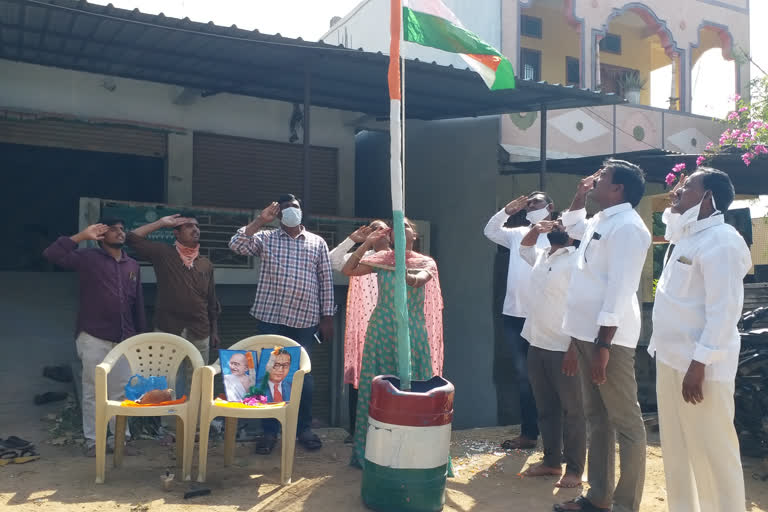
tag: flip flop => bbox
[1,449,19,460]
[553,496,611,512]
[0,446,39,465]
[297,430,322,451]
[1,436,32,449]
[13,455,40,464]
[34,392,68,405]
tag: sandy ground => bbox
[2,409,768,512]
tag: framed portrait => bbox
[219,349,258,402]
[254,346,302,403]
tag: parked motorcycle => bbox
[735,306,768,457]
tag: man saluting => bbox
[649,169,751,512]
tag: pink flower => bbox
[672,163,686,174]
[665,172,677,185]
[728,111,740,121]
[243,395,268,406]
[705,142,714,151]
[739,106,748,113]
[732,94,741,102]
[742,153,753,166]
[754,145,768,155]
[696,155,706,167]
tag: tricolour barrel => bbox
[361,375,454,512]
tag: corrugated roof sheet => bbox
[0,0,625,120]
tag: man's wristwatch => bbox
[595,340,612,351]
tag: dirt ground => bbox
[2,415,768,512]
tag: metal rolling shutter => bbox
[0,118,167,157]
[216,305,332,425]
[192,132,338,214]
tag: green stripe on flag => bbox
[491,57,516,90]
[403,7,502,57]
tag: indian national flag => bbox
[402,0,516,90]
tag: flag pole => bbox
[401,53,406,211]
[388,0,411,390]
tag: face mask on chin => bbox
[281,207,302,228]
[526,207,549,225]
[663,192,719,243]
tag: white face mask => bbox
[281,207,302,228]
[663,193,718,243]
[526,207,549,225]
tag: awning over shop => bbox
[0,0,624,120]
[503,149,768,195]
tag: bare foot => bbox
[520,462,562,477]
[501,436,537,450]
[555,472,583,488]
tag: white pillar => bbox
[670,54,677,109]
[594,33,603,90]
[682,50,692,113]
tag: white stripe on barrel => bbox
[365,416,451,469]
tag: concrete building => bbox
[0,0,628,431]
[324,0,752,423]
[0,49,358,429]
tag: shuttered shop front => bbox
[192,132,338,214]
[0,118,167,157]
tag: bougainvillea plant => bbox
[667,75,768,186]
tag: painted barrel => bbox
[361,375,454,512]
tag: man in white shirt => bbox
[518,217,585,490]
[484,192,552,449]
[555,160,651,512]
[649,168,751,512]
[328,219,389,442]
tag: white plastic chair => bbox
[94,333,204,484]
[195,335,311,484]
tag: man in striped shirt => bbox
[229,194,335,453]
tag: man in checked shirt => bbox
[229,194,335,453]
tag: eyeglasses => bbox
[272,362,291,370]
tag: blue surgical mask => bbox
[281,207,302,228]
